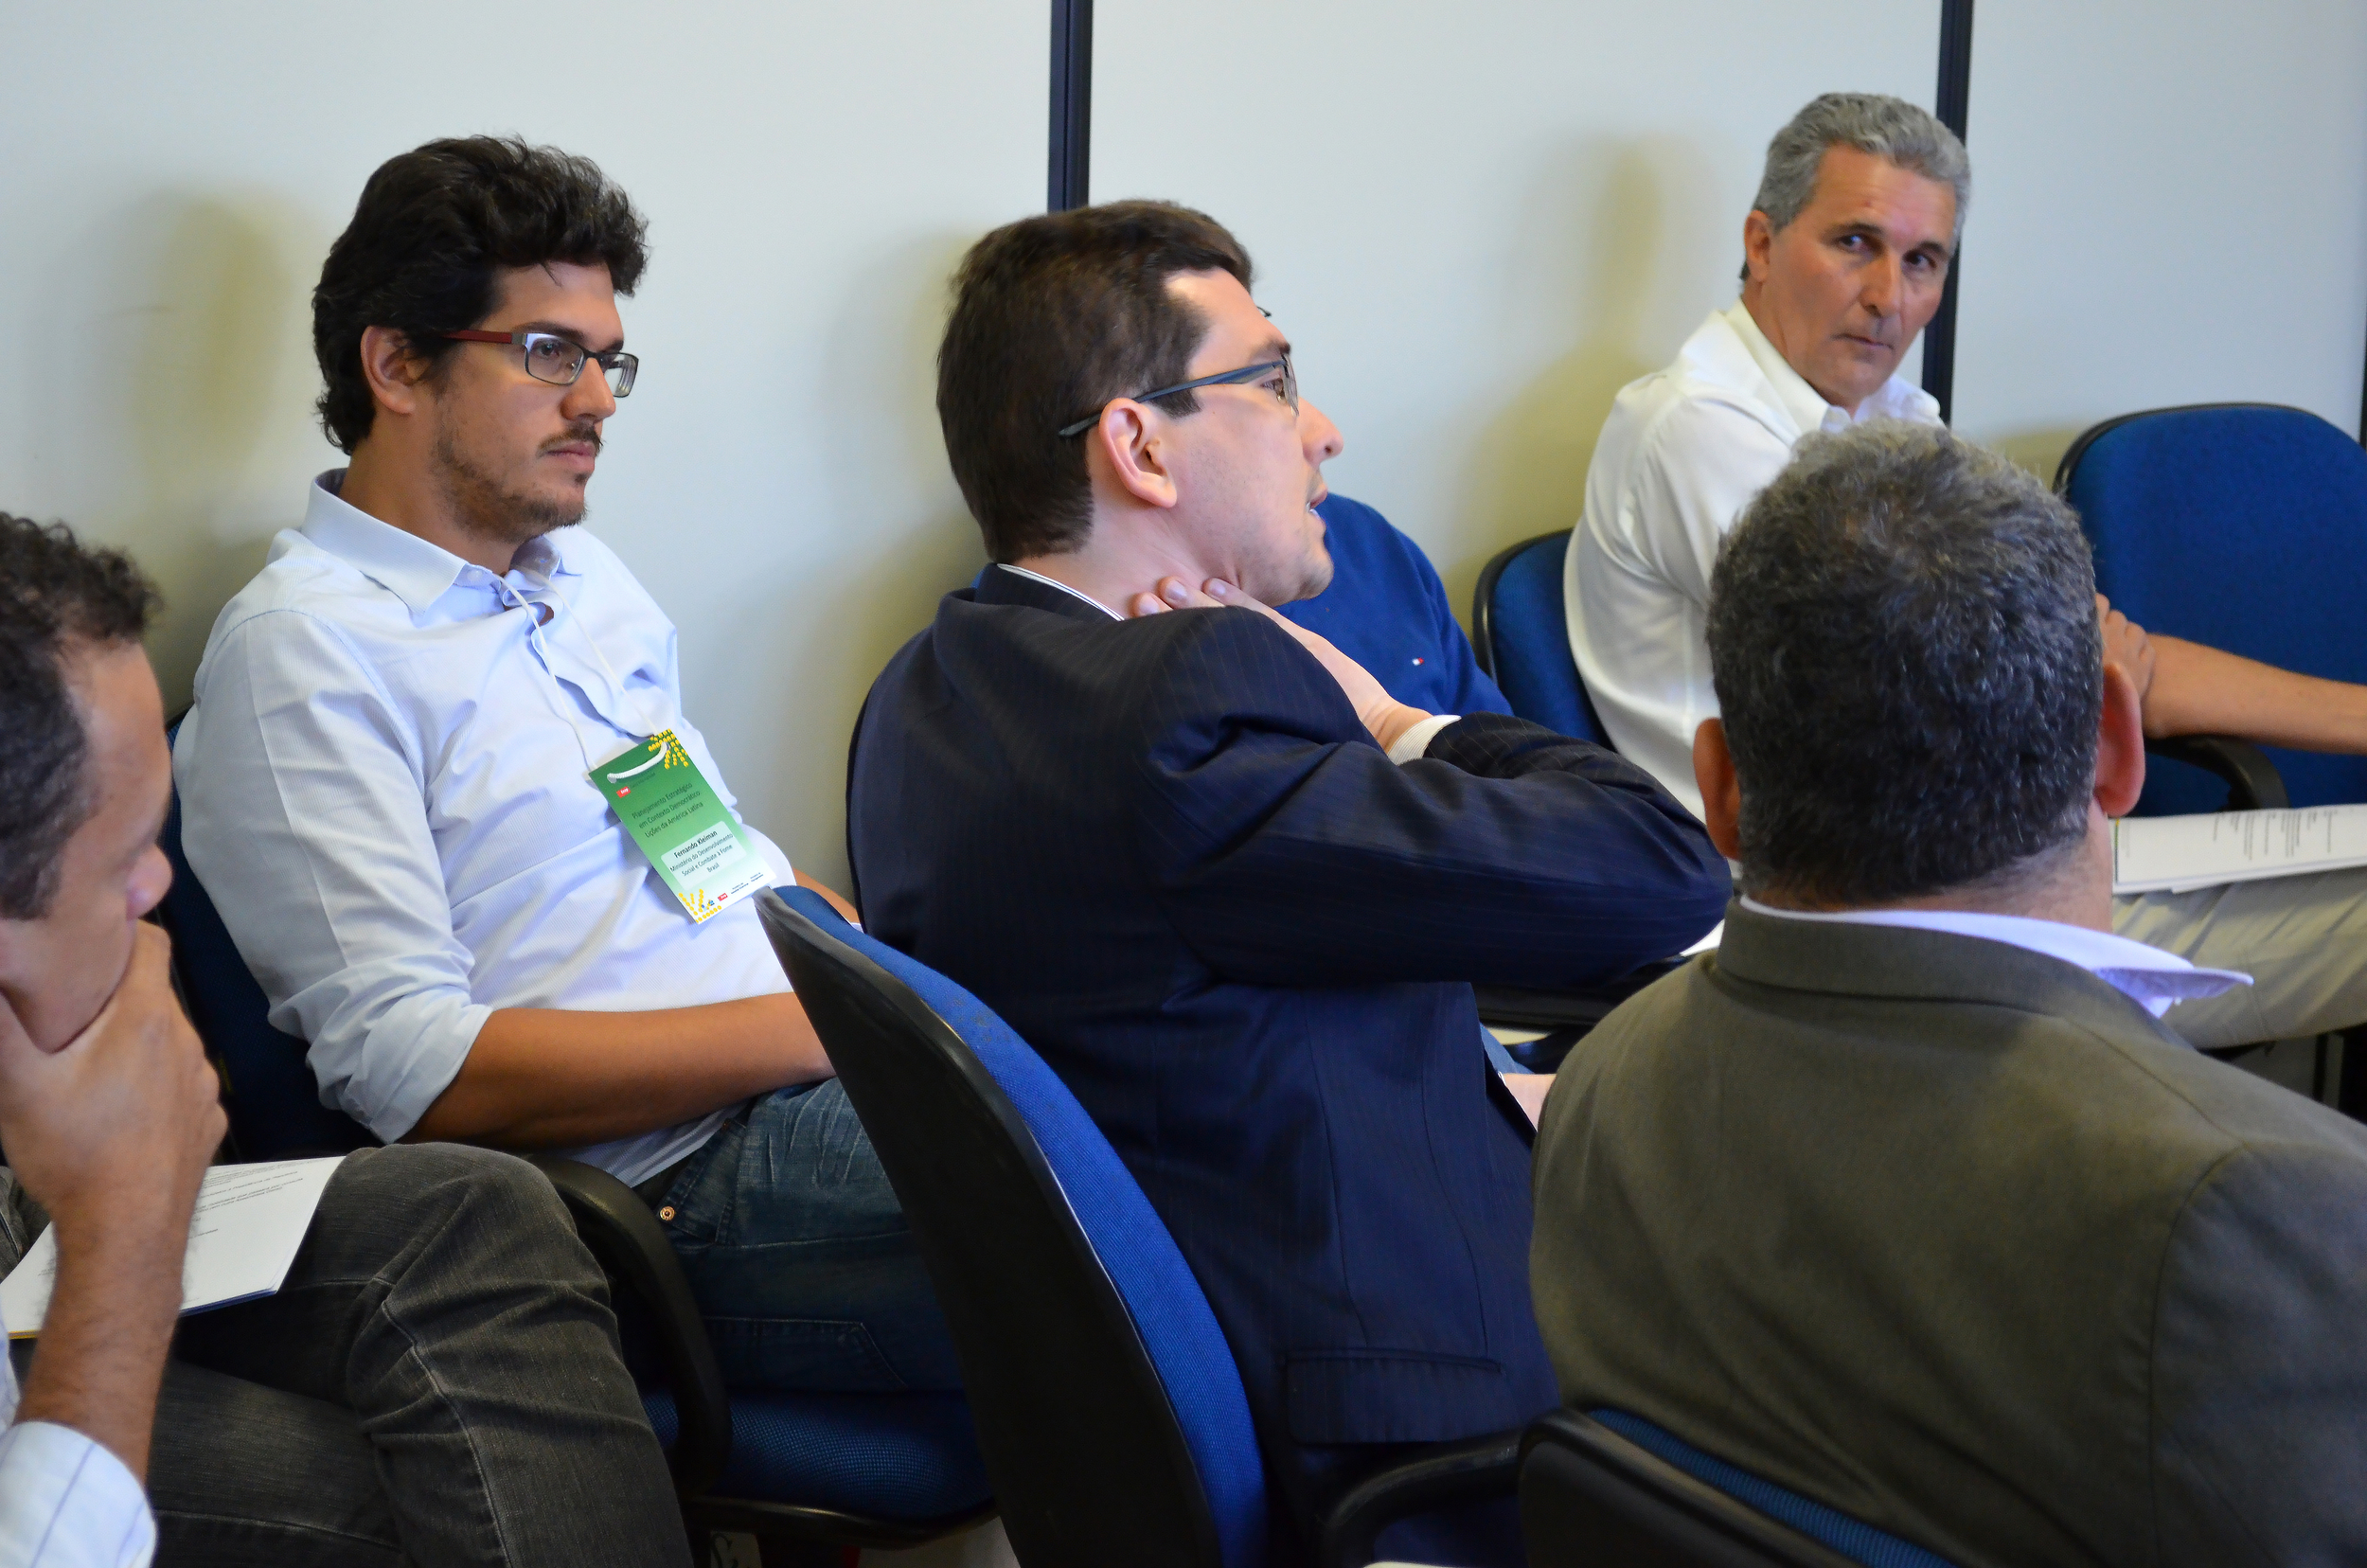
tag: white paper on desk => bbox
[1,1157,345,1337]
[2112,806,2367,896]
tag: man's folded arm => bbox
[1137,615,1728,990]
[179,612,828,1149]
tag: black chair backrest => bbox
[759,893,1232,1568]
[1521,1412,1860,1568]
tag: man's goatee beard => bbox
[431,427,592,548]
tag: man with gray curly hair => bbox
[1535,422,2367,1565]
[1566,90,2367,1049]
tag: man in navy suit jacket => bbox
[849,201,1728,1564]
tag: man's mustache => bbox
[542,423,604,454]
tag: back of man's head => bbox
[0,514,158,918]
[937,200,1251,563]
[1707,423,2101,906]
[1743,92,1969,281]
[312,135,649,455]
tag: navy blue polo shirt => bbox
[1279,493,1511,717]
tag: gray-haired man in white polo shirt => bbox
[1572,91,2367,1048]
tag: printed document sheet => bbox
[2,1157,345,1336]
[2112,806,2367,896]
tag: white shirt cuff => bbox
[0,1420,156,1567]
[1387,714,1460,765]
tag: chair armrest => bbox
[2145,735,2289,811]
[528,1155,731,1496]
[1317,1428,1522,1568]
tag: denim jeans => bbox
[3,1145,689,1568]
[655,1080,961,1392]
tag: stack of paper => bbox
[2,1157,346,1336]
[2112,806,2367,896]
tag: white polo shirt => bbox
[1567,301,1940,816]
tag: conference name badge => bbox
[591,732,771,922]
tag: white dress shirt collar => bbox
[1719,301,1939,437]
[995,562,1123,620]
[304,470,578,617]
[1739,896,2251,1024]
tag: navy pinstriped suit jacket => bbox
[845,566,1729,1532]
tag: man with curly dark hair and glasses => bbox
[174,138,960,1406]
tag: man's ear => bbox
[359,325,431,421]
[1087,401,1180,511]
[2094,660,2146,819]
[1692,718,1745,862]
[1741,211,1775,285]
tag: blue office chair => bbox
[1470,530,1610,746]
[759,886,1524,1568]
[1520,1410,1955,1568]
[2057,402,2367,814]
[154,731,991,1561]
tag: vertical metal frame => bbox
[1041,2,1986,417]
[1048,0,1094,211]
[1923,0,1974,423]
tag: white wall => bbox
[1093,0,1937,616]
[5,1,2364,892]
[0,0,1040,889]
[1949,0,2367,473]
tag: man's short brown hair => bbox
[936,201,1251,562]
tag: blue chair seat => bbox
[644,1389,990,1520]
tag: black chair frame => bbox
[1518,1411,1860,1568]
[762,894,1521,1568]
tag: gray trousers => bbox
[4,1144,689,1568]
[2116,862,2367,1046]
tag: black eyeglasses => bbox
[1057,352,1296,437]
[440,330,639,397]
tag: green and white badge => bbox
[591,731,771,922]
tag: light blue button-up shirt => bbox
[0,1326,153,1568]
[175,472,794,1184]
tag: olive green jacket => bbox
[1533,900,2367,1568]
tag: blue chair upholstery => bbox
[766,886,1268,1566]
[643,1388,988,1520]
[1470,530,1611,746]
[1590,1411,1953,1568]
[154,730,988,1549]
[2059,403,2367,813]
